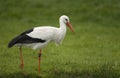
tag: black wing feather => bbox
[8,28,46,48]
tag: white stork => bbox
[8,15,74,74]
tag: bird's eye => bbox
[65,19,68,21]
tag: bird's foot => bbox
[20,63,24,69]
[19,64,27,76]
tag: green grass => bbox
[0,0,120,78]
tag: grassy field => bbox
[0,0,120,78]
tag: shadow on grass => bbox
[0,72,41,78]
[51,64,120,78]
[0,64,120,78]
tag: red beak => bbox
[66,22,74,33]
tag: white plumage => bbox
[26,26,66,49]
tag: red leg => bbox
[19,47,24,71]
[38,49,42,74]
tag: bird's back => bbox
[27,26,58,41]
[8,26,58,49]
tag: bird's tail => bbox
[8,36,20,48]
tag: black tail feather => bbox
[8,34,46,48]
[8,36,20,48]
[8,28,34,48]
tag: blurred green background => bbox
[0,0,120,78]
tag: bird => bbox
[8,15,74,74]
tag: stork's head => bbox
[60,15,74,33]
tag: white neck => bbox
[54,20,67,45]
[59,20,66,33]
